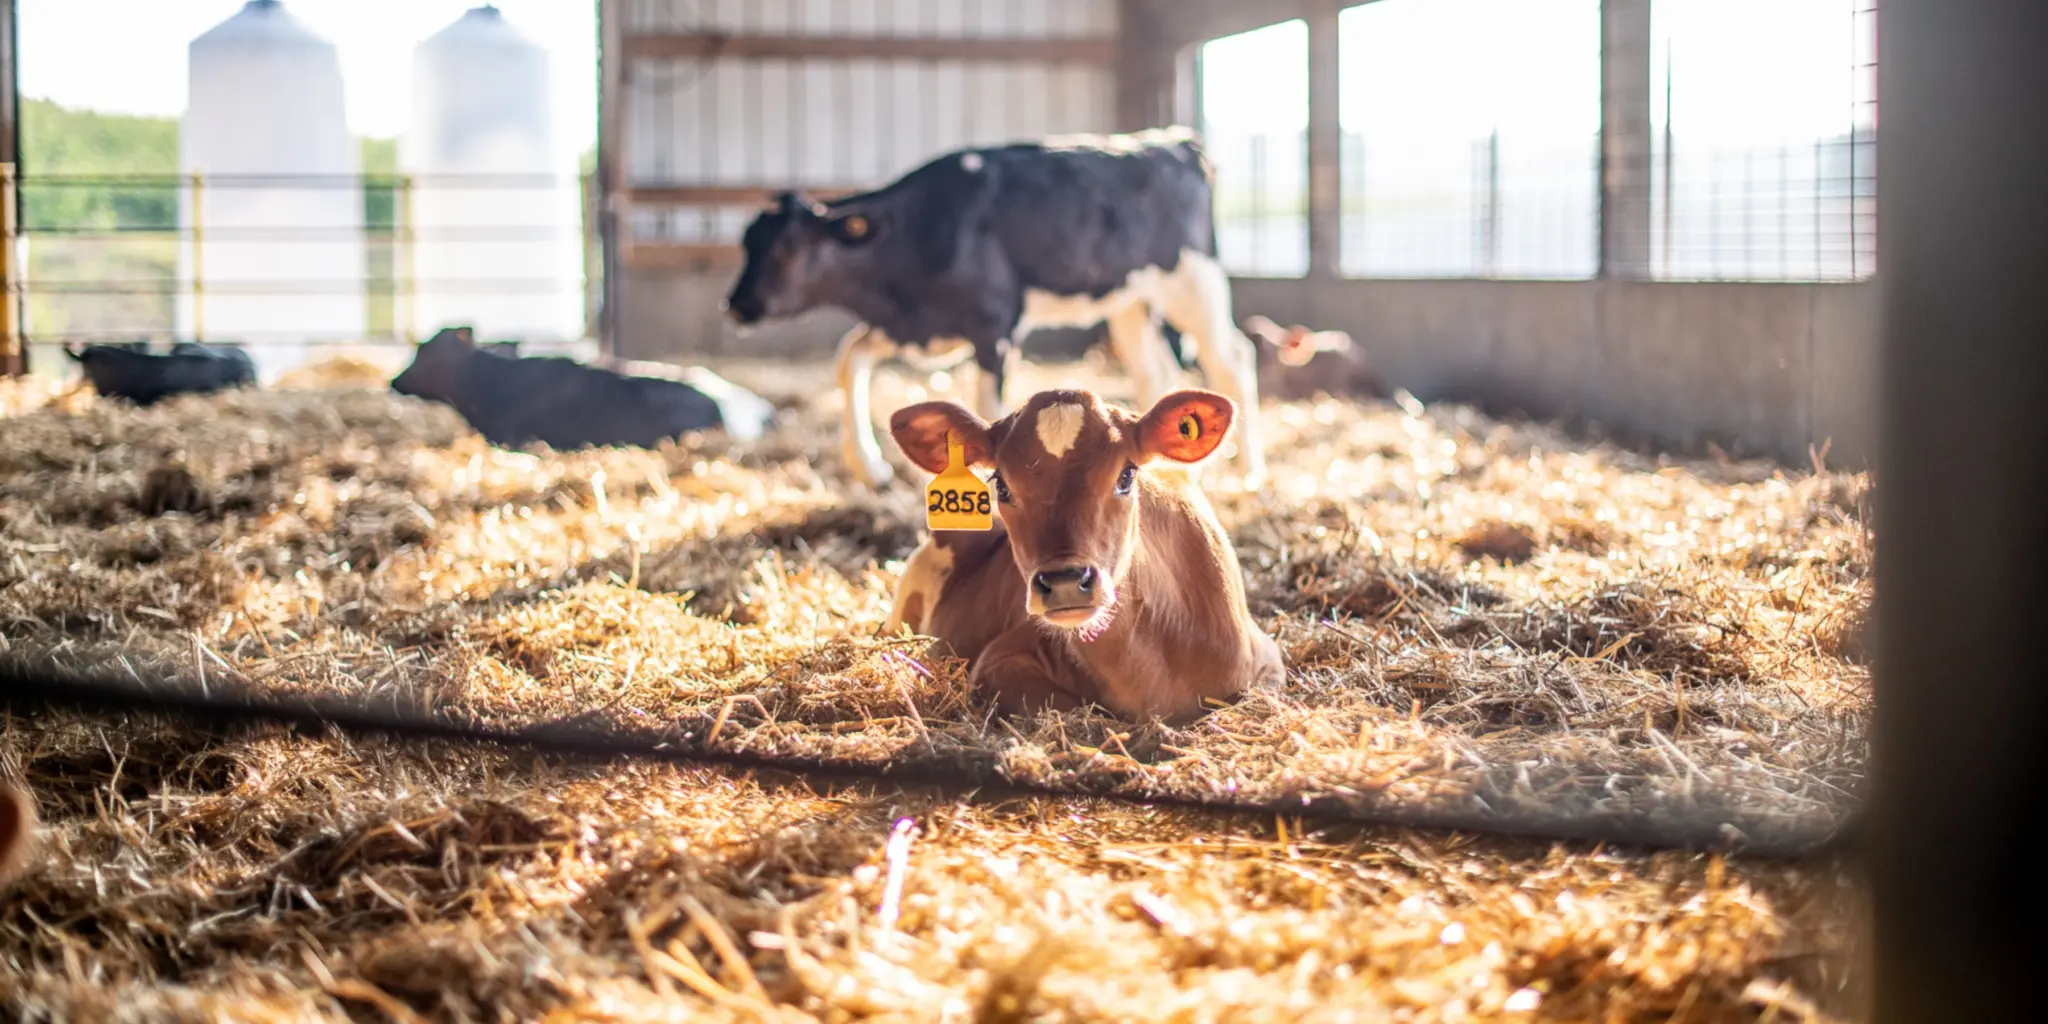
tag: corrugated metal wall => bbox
[614,0,1122,358]
[624,1,1116,178]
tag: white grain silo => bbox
[404,4,584,346]
[175,0,367,381]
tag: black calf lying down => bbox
[390,327,774,450]
[66,341,257,405]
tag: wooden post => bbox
[1,0,20,375]
[396,173,416,343]
[0,162,19,376]
[188,170,205,343]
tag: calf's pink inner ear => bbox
[1137,390,1235,464]
[888,402,992,474]
[1278,327,1317,367]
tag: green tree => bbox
[17,98,181,346]
[362,136,398,338]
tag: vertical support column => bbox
[1873,2,2048,1022]
[1115,0,1193,131]
[596,0,626,359]
[188,171,205,343]
[396,174,416,344]
[1306,1,1341,279]
[1599,0,1653,279]
[0,0,21,375]
[0,163,18,377]
[1171,37,1198,129]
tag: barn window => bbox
[1198,19,1310,279]
[1649,0,1879,281]
[1338,0,1602,280]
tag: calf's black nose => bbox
[1031,566,1097,595]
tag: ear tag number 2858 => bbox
[926,433,993,531]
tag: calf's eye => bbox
[1115,463,1137,496]
[993,473,1012,503]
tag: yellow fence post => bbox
[189,170,206,343]
[397,173,416,343]
[0,162,21,376]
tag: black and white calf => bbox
[722,126,1267,489]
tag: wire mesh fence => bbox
[1196,0,1876,285]
[7,171,598,377]
[1644,0,1877,281]
[1648,133,1876,280]
[1208,131,1310,278]
[1341,134,1600,279]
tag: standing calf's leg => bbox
[1163,251,1269,488]
[834,326,898,487]
[970,340,1017,423]
[1106,303,1180,409]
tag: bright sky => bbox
[19,0,596,154]
[1201,0,1866,144]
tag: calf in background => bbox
[884,387,1284,722]
[390,326,773,450]
[66,341,257,405]
[1242,316,1387,402]
[595,355,777,442]
[724,126,1269,489]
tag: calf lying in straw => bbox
[66,341,258,406]
[1242,315,1386,401]
[885,388,1283,721]
[0,782,34,885]
[390,326,773,450]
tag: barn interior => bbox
[0,1,1884,1021]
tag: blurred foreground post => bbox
[1873,1,2048,1021]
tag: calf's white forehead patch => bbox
[960,152,985,173]
[1033,403,1087,459]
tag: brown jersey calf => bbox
[0,782,34,885]
[884,388,1284,721]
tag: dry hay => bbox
[0,352,1872,1021]
[271,353,399,392]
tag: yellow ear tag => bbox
[1178,414,1202,442]
[926,433,993,531]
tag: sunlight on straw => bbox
[878,817,917,931]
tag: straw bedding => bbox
[0,352,1871,1021]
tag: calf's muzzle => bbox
[1029,562,1107,625]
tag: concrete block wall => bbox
[1233,277,1878,466]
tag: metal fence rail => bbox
[4,171,599,366]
